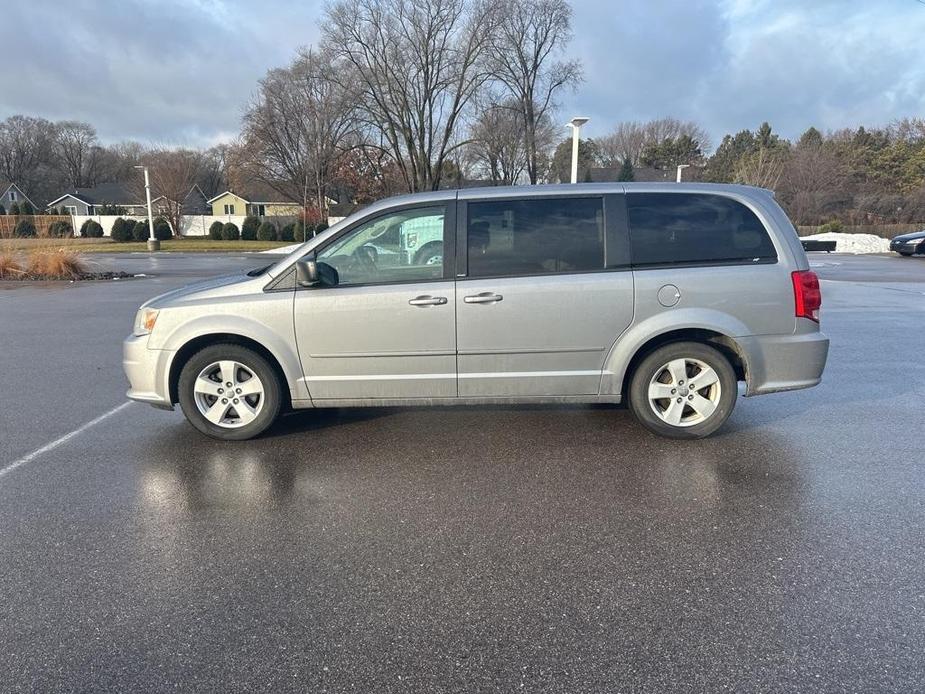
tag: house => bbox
[0,182,35,212]
[46,182,147,216]
[152,185,211,216]
[207,185,303,218]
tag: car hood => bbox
[893,230,925,242]
[141,271,261,309]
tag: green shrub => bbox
[819,219,845,234]
[153,217,172,241]
[110,217,132,242]
[21,201,34,215]
[208,220,224,240]
[257,221,277,241]
[221,222,240,240]
[241,216,260,241]
[9,202,21,216]
[280,223,295,242]
[0,203,5,215]
[315,221,329,233]
[48,220,73,238]
[80,219,104,238]
[132,220,150,241]
[13,218,37,237]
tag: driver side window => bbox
[315,206,446,286]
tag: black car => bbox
[890,229,925,256]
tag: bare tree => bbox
[487,0,580,184]
[597,121,646,167]
[139,148,204,236]
[734,146,788,189]
[0,115,56,200]
[599,118,712,167]
[324,0,496,192]
[54,121,102,188]
[466,101,528,184]
[97,140,145,184]
[197,144,230,199]
[243,47,358,214]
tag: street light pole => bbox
[676,164,691,183]
[567,117,590,184]
[135,165,159,251]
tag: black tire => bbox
[628,341,737,439]
[177,344,282,441]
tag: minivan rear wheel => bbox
[628,341,737,439]
[178,344,282,441]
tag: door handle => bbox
[409,295,448,306]
[464,292,503,304]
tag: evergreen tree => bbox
[617,159,635,182]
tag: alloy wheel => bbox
[647,357,722,427]
[193,360,265,429]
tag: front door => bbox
[456,195,634,397]
[294,203,456,400]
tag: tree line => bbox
[0,0,923,228]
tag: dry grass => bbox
[0,250,26,279]
[0,237,290,253]
[25,248,88,279]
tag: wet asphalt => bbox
[0,252,923,693]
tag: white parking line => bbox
[0,402,134,480]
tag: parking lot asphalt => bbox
[1,252,923,692]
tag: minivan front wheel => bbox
[628,342,737,439]
[178,344,282,440]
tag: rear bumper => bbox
[738,328,829,396]
[123,334,174,409]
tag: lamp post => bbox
[567,116,590,184]
[676,164,691,183]
[134,165,158,251]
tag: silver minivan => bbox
[124,183,829,440]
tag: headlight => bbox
[133,308,159,336]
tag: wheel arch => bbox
[167,333,293,408]
[604,320,751,399]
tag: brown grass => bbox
[0,250,26,279]
[25,248,87,279]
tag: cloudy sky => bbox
[1,0,923,151]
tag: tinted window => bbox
[316,206,446,285]
[627,193,776,266]
[466,197,604,278]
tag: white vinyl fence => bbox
[72,214,250,237]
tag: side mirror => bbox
[296,259,339,288]
[296,259,319,287]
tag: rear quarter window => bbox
[627,193,777,267]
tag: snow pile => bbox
[801,232,890,254]
[260,243,302,254]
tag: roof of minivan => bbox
[456,182,774,199]
[358,182,773,209]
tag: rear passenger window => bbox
[466,197,604,278]
[627,193,777,267]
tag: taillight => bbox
[792,270,821,322]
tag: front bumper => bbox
[891,240,923,254]
[738,328,830,396]
[123,334,174,409]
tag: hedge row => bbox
[206,218,328,242]
[109,217,172,242]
